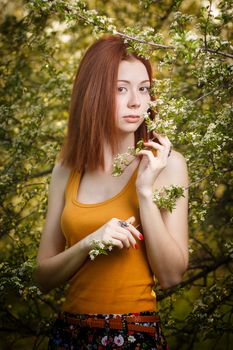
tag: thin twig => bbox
[202,47,233,59]
[191,236,216,259]
[115,31,174,49]
[204,0,213,49]
[116,31,233,58]
[193,88,217,102]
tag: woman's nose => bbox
[127,90,141,108]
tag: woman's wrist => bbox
[82,231,102,254]
[80,236,93,255]
[136,186,153,199]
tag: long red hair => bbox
[59,35,155,172]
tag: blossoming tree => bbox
[0,0,232,349]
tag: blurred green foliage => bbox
[0,0,232,349]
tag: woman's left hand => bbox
[135,131,172,193]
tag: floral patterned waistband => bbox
[60,310,161,323]
[49,310,168,349]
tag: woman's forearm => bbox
[34,237,90,293]
[137,190,188,289]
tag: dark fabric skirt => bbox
[48,310,169,350]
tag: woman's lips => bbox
[123,115,141,123]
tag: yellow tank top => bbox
[60,166,157,314]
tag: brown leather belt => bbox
[59,314,160,335]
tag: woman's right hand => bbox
[86,216,143,250]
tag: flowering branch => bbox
[115,31,233,59]
[112,109,176,177]
[152,186,185,212]
[29,1,233,59]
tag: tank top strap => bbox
[65,169,80,201]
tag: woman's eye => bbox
[140,87,150,93]
[117,87,127,93]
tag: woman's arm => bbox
[34,163,92,293]
[136,145,189,289]
[34,164,142,293]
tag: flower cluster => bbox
[88,239,115,260]
[152,185,185,212]
[122,26,164,59]
[101,333,137,346]
[145,111,177,137]
[111,146,136,177]
[112,138,153,177]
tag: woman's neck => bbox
[102,133,135,173]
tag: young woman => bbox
[34,35,189,350]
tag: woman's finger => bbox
[147,137,171,158]
[153,132,171,147]
[106,237,124,249]
[112,232,131,248]
[112,225,136,247]
[114,231,137,249]
[143,141,164,151]
[127,224,144,242]
[116,219,142,242]
[135,149,156,163]
[126,216,135,225]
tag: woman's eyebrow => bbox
[117,79,150,84]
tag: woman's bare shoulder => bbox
[167,149,187,169]
[156,149,189,188]
[50,162,72,189]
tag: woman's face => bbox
[115,58,151,134]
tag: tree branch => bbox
[193,88,217,102]
[61,3,233,59]
[115,31,174,49]
[202,47,233,59]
